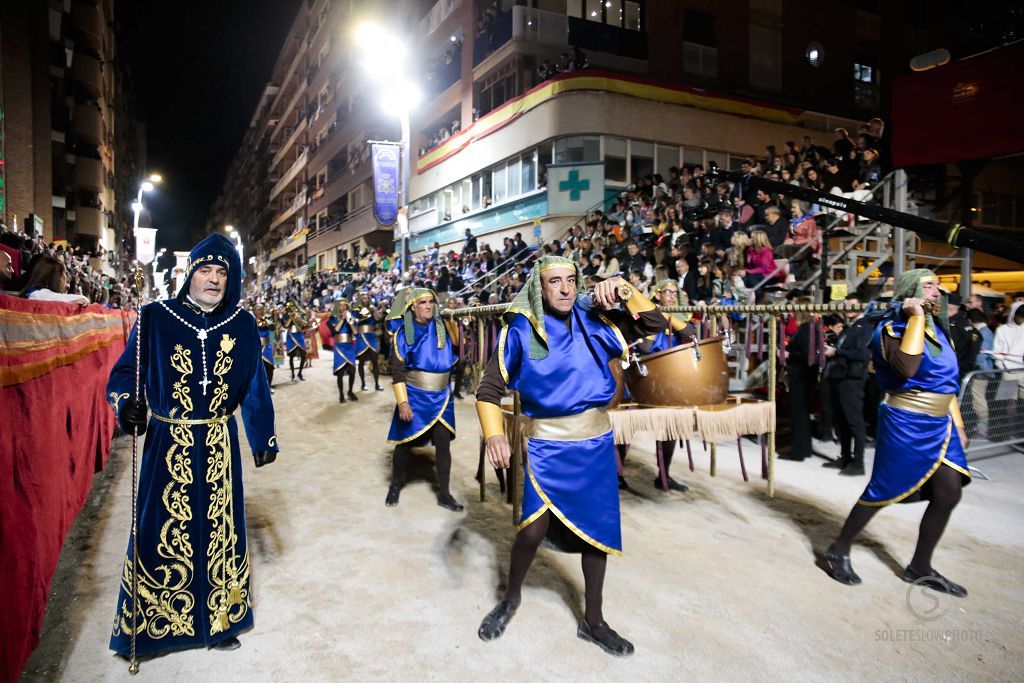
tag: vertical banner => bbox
[134,227,157,265]
[372,142,401,227]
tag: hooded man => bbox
[475,256,667,657]
[329,299,358,402]
[616,279,696,492]
[385,287,463,511]
[824,269,970,597]
[107,233,278,657]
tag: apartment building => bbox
[0,0,144,265]
[210,0,403,286]
[404,0,947,254]
[213,0,948,280]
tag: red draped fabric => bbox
[0,294,133,683]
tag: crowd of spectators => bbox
[537,46,589,81]
[0,223,131,307]
[253,118,892,316]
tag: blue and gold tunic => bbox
[329,314,357,372]
[387,317,456,443]
[494,300,654,555]
[280,313,306,354]
[861,319,970,506]
[106,235,278,656]
[355,311,381,356]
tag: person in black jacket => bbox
[822,299,873,475]
[781,316,821,461]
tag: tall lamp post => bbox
[224,224,244,266]
[132,173,162,231]
[354,23,421,273]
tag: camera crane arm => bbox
[709,168,1023,264]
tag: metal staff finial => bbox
[128,262,145,675]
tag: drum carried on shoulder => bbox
[611,336,729,408]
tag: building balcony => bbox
[269,149,308,200]
[474,9,514,66]
[269,188,308,230]
[71,1,103,50]
[272,117,307,168]
[269,225,308,261]
[306,206,381,255]
[75,206,103,238]
[308,158,370,216]
[567,17,647,60]
[73,155,103,192]
[71,104,103,147]
[70,52,102,98]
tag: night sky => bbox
[115,0,304,253]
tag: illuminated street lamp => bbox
[132,173,163,232]
[353,21,420,271]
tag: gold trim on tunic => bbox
[335,334,353,343]
[881,391,953,418]
[357,325,375,334]
[406,369,450,391]
[525,407,611,442]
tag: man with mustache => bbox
[107,233,279,658]
[475,256,667,656]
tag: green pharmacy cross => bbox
[558,169,590,201]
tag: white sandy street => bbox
[22,359,1024,681]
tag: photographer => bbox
[822,299,873,475]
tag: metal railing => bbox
[958,368,1024,460]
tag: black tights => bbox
[503,511,610,634]
[336,365,355,398]
[263,362,274,387]
[357,352,380,389]
[391,423,452,496]
[833,463,963,572]
[288,350,306,379]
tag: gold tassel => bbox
[228,581,242,606]
[214,609,229,634]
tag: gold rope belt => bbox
[882,391,953,418]
[151,413,232,426]
[525,407,611,442]
[406,370,450,391]
[358,325,375,334]
[335,334,352,343]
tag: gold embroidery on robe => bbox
[112,344,196,640]
[205,335,250,635]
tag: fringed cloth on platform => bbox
[607,400,774,444]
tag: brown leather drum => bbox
[621,336,729,407]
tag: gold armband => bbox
[476,400,505,440]
[949,395,965,431]
[393,382,409,406]
[623,284,657,314]
[899,314,926,355]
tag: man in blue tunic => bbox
[385,287,463,512]
[475,256,667,656]
[280,300,309,382]
[617,279,696,492]
[354,293,384,393]
[253,302,278,393]
[824,269,970,596]
[108,233,279,656]
[328,299,358,402]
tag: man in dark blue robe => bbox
[107,233,279,657]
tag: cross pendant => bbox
[199,377,212,395]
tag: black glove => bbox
[118,398,148,435]
[253,450,277,468]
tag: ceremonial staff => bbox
[128,263,145,676]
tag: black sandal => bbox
[577,620,634,656]
[478,600,517,641]
[903,566,967,598]
[824,545,862,585]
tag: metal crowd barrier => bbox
[958,368,1024,463]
